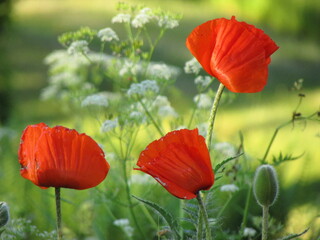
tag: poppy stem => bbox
[196,193,212,240]
[206,83,225,150]
[262,205,269,240]
[55,187,62,240]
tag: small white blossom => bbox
[49,72,81,86]
[128,111,146,124]
[97,28,119,42]
[220,184,239,192]
[119,60,140,76]
[147,63,171,80]
[184,58,201,74]
[132,9,153,28]
[214,142,237,156]
[194,94,212,109]
[101,119,118,132]
[127,80,159,97]
[158,15,179,29]
[195,76,212,88]
[243,227,257,237]
[67,40,89,55]
[176,126,187,130]
[112,13,131,23]
[153,95,170,107]
[81,93,109,107]
[158,105,178,118]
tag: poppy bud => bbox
[253,165,279,207]
[0,202,9,228]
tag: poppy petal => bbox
[19,123,49,188]
[186,17,279,93]
[34,126,110,189]
[18,124,110,190]
[135,129,214,199]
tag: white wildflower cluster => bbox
[195,76,212,88]
[194,93,212,109]
[67,40,89,55]
[128,111,146,123]
[153,95,178,118]
[97,28,119,42]
[113,219,134,238]
[101,118,118,133]
[158,15,179,29]
[49,72,81,87]
[112,13,131,23]
[184,58,201,74]
[119,60,141,76]
[127,80,159,97]
[147,63,179,81]
[243,227,257,237]
[214,142,237,157]
[220,184,239,192]
[132,8,153,28]
[81,93,109,108]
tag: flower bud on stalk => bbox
[253,165,279,240]
[253,165,279,207]
[0,202,10,228]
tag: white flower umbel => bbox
[153,95,170,107]
[49,72,81,87]
[220,184,239,192]
[214,142,237,157]
[81,93,109,107]
[158,105,178,118]
[193,93,212,109]
[101,119,118,132]
[132,8,153,28]
[67,40,89,55]
[147,63,172,80]
[119,60,140,76]
[194,76,212,88]
[127,80,159,97]
[184,58,201,74]
[97,28,119,42]
[158,15,179,29]
[243,227,257,237]
[112,13,131,23]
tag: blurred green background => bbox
[0,0,319,239]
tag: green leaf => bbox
[272,152,304,166]
[214,153,243,173]
[277,228,309,240]
[132,195,181,240]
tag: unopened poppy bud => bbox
[253,165,279,207]
[0,202,10,227]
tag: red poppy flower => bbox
[186,16,279,93]
[18,123,110,190]
[134,129,214,199]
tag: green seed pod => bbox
[0,202,9,228]
[253,165,279,207]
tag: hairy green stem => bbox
[262,205,269,240]
[55,187,62,240]
[206,83,225,150]
[196,206,204,240]
[196,193,212,240]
